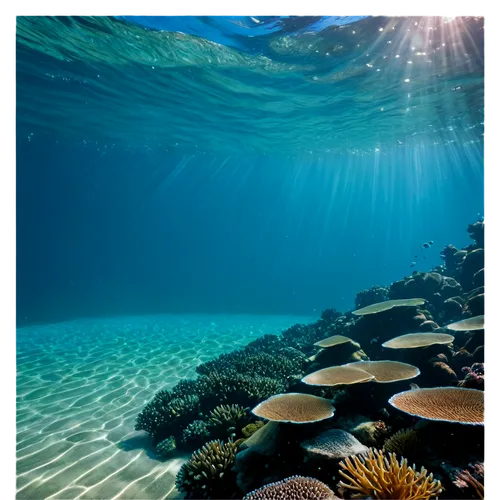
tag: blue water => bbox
[16,16,484,325]
[15,15,484,500]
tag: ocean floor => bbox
[16,314,313,500]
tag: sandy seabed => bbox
[17,314,312,500]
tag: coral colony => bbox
[136,220,485,499]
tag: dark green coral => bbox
[135,393,201,444]
[156,436,176,458]
[175,439,240,499]
[241,421,265,438]
[195,370,287,407]
[195,349,306,382]
[135,370,284,444]
[181,420,211,450]
[207,404,249,439]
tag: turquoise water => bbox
[17,17,484,325]
[17,16,483,154]
[17,314,312,499]
[16,15,484,500]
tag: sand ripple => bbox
[17,314,311,499]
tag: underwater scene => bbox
[16,16,484,500]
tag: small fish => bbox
[410,383,420,390]
[370,337,380,344]
[429,240,434,245]
[422,243,430,249]
[423,256,426,259]
[410,262,416,268]
[412,270,418,275]
[414,255,418,258]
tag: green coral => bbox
[156,436,176,458]
[136,370,284,444]
[134,379,206,440]
[207,404,249,439]
[180,420,211,450]
[196,349,305,382]
[241,421,265,438]
[175,439,240,499]
[195,370,287,408]
[135,393,201,444]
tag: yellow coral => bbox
[338,448,442,500]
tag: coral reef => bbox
[345,360,420,383]
[453,462,484,499]
[207,404,249,439]
[334,415,391,447]
[175,439,241,499]
[241,421,265,438]
[133,218,485,500]
[302,365,374,387]
[301,429,369,460]
[320,308,343,325]
[382,332,454,349]
[389,387,484,425]
[353,298,426,316]
[461,249,484,291]
[425,361,458,386]
[350,420,391,448]
[440,244,463,277]
[459,363,484,390]
[234,422,283,493]
[180,420,211,449]
[243,476,339,500]
[135,392,202,444]
[355,285,389,310]
[136,371,285,445]
[467,221,484,248]
[155,435,176,458]
[251,393,335,423]
[309,337,367,368]
[383,428,420,460]
[338,449,443,499]
[196,370,288,407]
[196,349,306,382]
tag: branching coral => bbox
[180,420,211,450]
[338,448,442,499]
[453,462,484,499]
[155,436,176,458]
[196,349,305,381]
[175,439,240,499]
[195,370,287,407]
[459,363,484,390]
[135,392,202,443]
[136,371,284,443]
[207,404,249,439]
